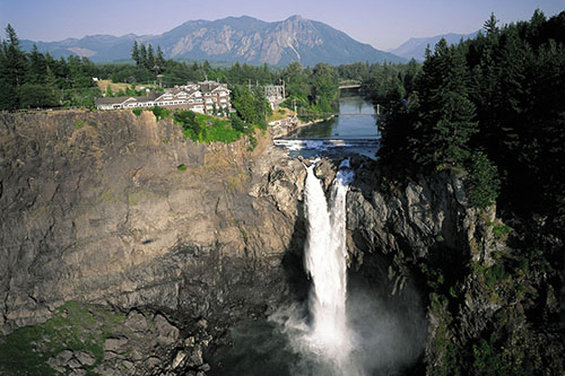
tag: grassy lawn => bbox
[96,80,157,95]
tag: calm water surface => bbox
[290,94,379,140]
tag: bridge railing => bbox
[295,112,378,117]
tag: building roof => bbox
[198,81,229,94]
[95,93,159,106]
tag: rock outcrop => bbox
[0,110,306,375]
[344,157,564,375]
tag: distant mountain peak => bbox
[286,14,304,21]
[22,15,404,65]
[390,31,480,61]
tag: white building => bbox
[95,81,231,114]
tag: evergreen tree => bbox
[45,66,60,105]
[147,43,155,71]
[416,39,478,167]
[131,41,140,66]
[139,44,148,70]
[0,24,27,110]
[155,46,165,72]
[483,13,499,34]
[27,44,48,84]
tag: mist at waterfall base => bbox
[209,161,426,376]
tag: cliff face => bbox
[345,158,564,375]
[1,113,561,375]
[0,110,307,374]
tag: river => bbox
[276,92,380,159]
[290,93,379,140]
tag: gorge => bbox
[0,107,562,375]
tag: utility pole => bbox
[376,104,380,115]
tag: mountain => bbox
[389,31,480,61]
[21,34,139,62]
[21,15,404,66]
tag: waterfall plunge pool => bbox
[208,159,426,376]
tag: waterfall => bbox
[303,159,359,375]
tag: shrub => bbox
[150,106,171,121]
[467,151,500,208]
[132,108,142,117]
[177,164,187,171]
[492,224,511,241]
[0,301,125,375]
[176,110,243,144]
[247,135,258,151]
[230,113,246,133]
[174,110,200,134]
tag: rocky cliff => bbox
[345,158,564,375]
[0,110,307,375]
[1,112,562,375]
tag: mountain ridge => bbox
[389,31,480,61]
[21,15,404,66]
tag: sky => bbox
[0,0,563,50]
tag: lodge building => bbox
[95,81,231,114]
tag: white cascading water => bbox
[303,159,360,375]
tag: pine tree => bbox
[147,43,154,70]
[139,44,147,70]
[28,44,48,84]
[45,66,60,105]
[131,41,140,66]
[155,46,165,72]
[0,24,27,110]
[416,39,478,167]
[483,13,499,35]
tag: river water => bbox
[279,92,380,159]
[290,93,379,140]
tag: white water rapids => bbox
[302,159,361,375]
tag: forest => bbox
[371,10,565,375]
[375,10,564,222]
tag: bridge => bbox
[338,80,362,90]
[338,84,362,89]
[296,112,378,117]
